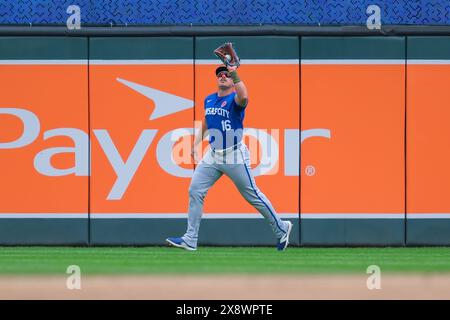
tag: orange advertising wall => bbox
[0,65,89,213]
[89,38,194,215]
[302,64,405,213]
[300,37,406,245]
[407,64,450,215]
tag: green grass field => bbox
[0,247,450,275]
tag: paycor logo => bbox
[0,79,331,200]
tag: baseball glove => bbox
[213,42,241,67]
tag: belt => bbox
[211,142,242,156]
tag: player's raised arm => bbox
[228,65,248,108]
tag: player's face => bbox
[217,71,233,89]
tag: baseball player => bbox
[166,64,293,251]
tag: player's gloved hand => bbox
[214,42,240,68]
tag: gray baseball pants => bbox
[182,142,289,248]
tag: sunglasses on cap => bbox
[217,71,231,78]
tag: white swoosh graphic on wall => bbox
[117,78,194,120]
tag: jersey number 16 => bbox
[221,120,232,131]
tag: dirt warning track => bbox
[1,274,450,300]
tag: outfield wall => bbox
[0,36,449,246]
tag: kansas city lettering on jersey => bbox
[205,107,230,118]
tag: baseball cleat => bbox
[277,221,293,251]
[166,237,197,251]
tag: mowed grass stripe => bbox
[0,247,449,275]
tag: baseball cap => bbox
[215,65,228,76]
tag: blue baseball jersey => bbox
[204,92,246,150]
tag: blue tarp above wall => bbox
[0,0,449,26]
